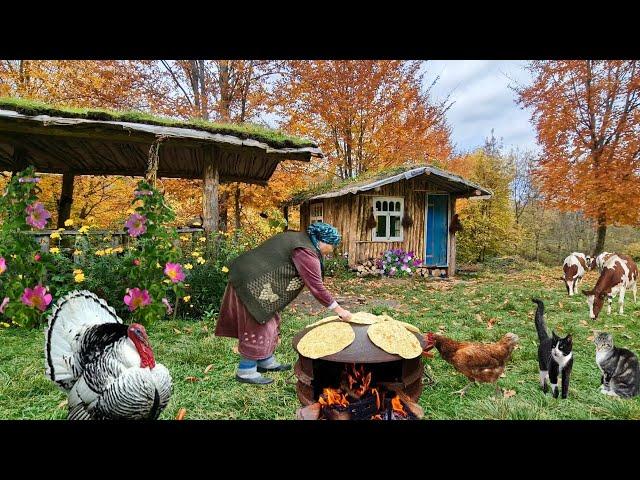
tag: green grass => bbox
[0,96,317,149]
[2,263,640,419]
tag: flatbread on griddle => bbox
[348,311,381,324]
[307,315,340,328]
[367,320,422,359]
[297,322,355,359]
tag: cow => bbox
[582,253,638,319]
[591,251,614,273]
[562,252,592,296]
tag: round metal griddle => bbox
[292,321,426,363]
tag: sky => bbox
[421,60,540,155]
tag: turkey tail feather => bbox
[45,290,122,391]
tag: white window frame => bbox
[309,201,324,224]
[372,196,404,241]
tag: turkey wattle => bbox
[45,290,172,420]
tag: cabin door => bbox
[425,194,449,267]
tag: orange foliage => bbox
[516,61,640,229]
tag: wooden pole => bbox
[283,205,289,231]
[449,196,457,277]
[57,172,75,228]
[202,146,219,236]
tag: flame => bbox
[319,387,349,407]
[391,396,407,417]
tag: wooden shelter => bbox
[0,98,323,231]
[287,165,492,277]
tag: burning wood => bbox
[309,363,423,420]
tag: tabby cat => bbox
[593,332,640,398]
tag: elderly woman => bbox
[215,222,353,385]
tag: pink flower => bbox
[134,190,153,196]
[19,177,41,183]
[25,202,51,230]
[124,288,151,311]
[0,257,6,275]
[0,297,9,314]
[20,285,52,312]
[124,213,147,237]
[34,253,41,262]
[162,297,173,315]
[133,259,141,266]
[164,262,185,283]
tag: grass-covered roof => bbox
[0,97,317,150]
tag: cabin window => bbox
[310,202,324,224]
[372,196,404,241]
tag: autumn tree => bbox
[515,60,640,254]
[272,61,452,180]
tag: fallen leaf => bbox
[185,376,200,383]
[232,345,239,354]
[184,327,193,334]
[487,318,497,329]
[558,302,564,309]
[202,325,209,333]
[58,399,68,409]
[176,408,187,420]
[580,320,588,326]
[204,364,214,374]
[173,328,182,335]
[587,335,595,341]
[503,389,516,398]
[500,372,506,378]
[474,313,482,322]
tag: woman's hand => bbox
[334,306,352,321]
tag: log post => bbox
[202,146,220,236]
[283,205,289,231]
[448,196,457,277]
[57,172,75,228]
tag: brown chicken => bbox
[423,332,519,396]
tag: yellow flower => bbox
[18,274,23,280]
[222,266,229,273]
[198,237,206,243]
[73,250,83,256]
[126,208,135,214]
[192,221,202,226]
[95,249,105,256]
[196,257,206,265]
[112,246,123,253]
[73,269,83,275]
[57,228,65,232]
[156,262,162,268]
[74,273,85,283]
[78,226,90,234]
[50,247,60,254]
[50,232,61,240]
[104,248,113,255]
[191,251,202,258]
[180,235,190,241]
[183,295,191,302]
[0,322,10,328]
[10,254,17,259]
[163,279,172,284]
[184,263,193,270]
[64,219,74,227]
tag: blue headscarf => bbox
[307,222,341,252]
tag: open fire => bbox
[297,363,424,420]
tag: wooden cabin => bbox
[288,165,492,277]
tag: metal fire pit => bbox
[292,322,426,406]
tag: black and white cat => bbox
[532,299,573,399]
[593,332,640,398]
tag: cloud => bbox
[422,60,538,154]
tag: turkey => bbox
[45,290,172,420]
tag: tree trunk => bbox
[594,213,607,256]
[219,190,229,232]
[57,173,75,228]
[202,148,219,236]
[234,184,241,230]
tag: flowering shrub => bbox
[0,167,56,327]
[376,249,422,277]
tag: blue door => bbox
[425,194,448,266]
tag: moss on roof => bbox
[0,97,317,149]
[286,165,422,205]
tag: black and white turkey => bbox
[45,290,172,420]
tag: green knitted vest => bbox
[228,231,320,324]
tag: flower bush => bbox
[0,167,56,327]
[376,249,422,277]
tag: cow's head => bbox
[582,288,607,319]
[585,255,594,270]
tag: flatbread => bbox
[307,315,340,328]
[297,322,355,359]
[395,320,421,334]
[367,320,422,359]
[349,311,381,325]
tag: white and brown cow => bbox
[591,251,614,273]
[562,252,592,296]
[582,254,638,319]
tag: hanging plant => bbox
[401,213,413,228]
[365,208,377,230]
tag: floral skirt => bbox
[214,284,281,360]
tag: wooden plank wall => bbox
[301,175,457,268]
